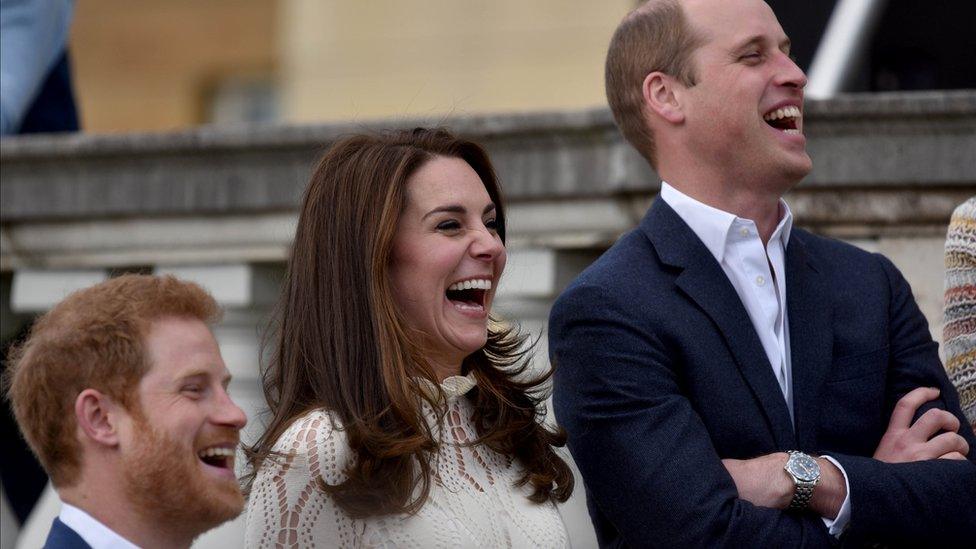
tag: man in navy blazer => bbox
[6,275,248,549]
[42,518,90,549]
[549,0,976,547]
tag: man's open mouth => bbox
[446,278,491,311]
[763,105,802,134]
[197,446,235,470]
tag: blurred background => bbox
[2,1,975,547]
[60,0,976,132]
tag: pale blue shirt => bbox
[0,0,75,134]
[660,181,852,536]
[59,502,140,549]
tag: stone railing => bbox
[3,91,974,332]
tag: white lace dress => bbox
[244,373,569,548]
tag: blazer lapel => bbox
[643,198,797,449]
[785,233,833,451]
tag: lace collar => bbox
[416,371,477,401]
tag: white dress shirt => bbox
[59,502,140,549]
[660,182,851,536]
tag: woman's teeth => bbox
[447,279,492,291]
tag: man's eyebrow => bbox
[731,35,791,53]
[732,35,764,52]
[422,203,496,219]
[175,370,208,383]
[175,369,230,385]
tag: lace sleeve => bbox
[245,410,361,548]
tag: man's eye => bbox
[741,52,761,61]
[182,385,203,395]
[436,220,461,232]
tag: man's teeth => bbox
[447,279,492,291]
[198,447,235,459]
[763,105,802,122]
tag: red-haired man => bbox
[6,274,247,548]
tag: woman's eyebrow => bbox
[423,203,496,219]
[423,204,466,219]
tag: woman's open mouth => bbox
[446,278,491,313]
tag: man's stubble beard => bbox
[121,419,244,541]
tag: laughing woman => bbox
[243,128,573,548]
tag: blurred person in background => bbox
[1,0,81,525]
[244,128,573,547]
[4,275,248,548]
[945,197,976,429]
[0,0,78,135]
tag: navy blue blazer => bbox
[550,197,976,548]
[43,518,90,549]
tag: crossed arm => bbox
[551,273,976,548]
[724,386,971,515]
[551,283,840,547]
[728,253,974,522]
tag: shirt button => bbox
[739,227,749,236]
[756,275,765,286]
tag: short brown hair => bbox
[605,0,703,167]
[4,274,221,487]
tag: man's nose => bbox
[776,52,807,89]
[214,389,248,429]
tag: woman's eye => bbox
[436,220,461,232]
[484,218,499,231]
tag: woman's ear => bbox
[75,389,121,447]
[642,71,686,125]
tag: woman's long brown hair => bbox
[243,128,573,517]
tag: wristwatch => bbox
[784,450,821,510]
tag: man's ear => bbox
[642,71,685,125]
[75,389,122,447]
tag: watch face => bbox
[788,453,820,481]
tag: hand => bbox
[722,452,792,509]
[723,453,846,518]
[873,387,970,463]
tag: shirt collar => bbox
[416,371,477,401]
[59,502,141,549]
[660,181,793,262]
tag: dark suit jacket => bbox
[549,197,976,548]
[43,518,91,549]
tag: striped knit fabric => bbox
[944,196,976,427]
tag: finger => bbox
[909,408,959,440]
[939,452,967,460]
[888,387,940,430]
[923,432,970,460]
